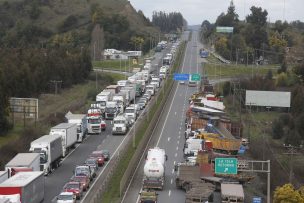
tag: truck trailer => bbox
[0,172,8,184]
[143,147,167,190]
[65,112,88,142]
[0,172,44,203]
[50,123,78,157]
[5,153,40,177]
[29,134,63,175]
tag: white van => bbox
[146,85,155,96]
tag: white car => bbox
[57,192,76,203]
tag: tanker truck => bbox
[143,147,167,190]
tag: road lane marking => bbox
[178,135,181,139]
[179,131,181,135]
[174,161,176,165]
[168,190,171,196]
[175,153,177,157]
[177,140,180,145]
[176,146,179,151]
[172,169,175,174]
[168,137,171,142]
[171,178,173,184]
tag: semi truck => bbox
[50,123,78,157]
[183,138,203,157]
[0,172,8,184]
[105,101,120,120]
[5,153,40,177]
[29,134,63,175]
[65,112,88,142]
[112,115,130,135]
[143,147,167,190]
[112,92,126,112]
[96,91,113,112]
[87,107,103,134]
[0,172,44,203]
[105,85,120,94]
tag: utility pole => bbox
[283,145,301,184]
[50,80,62,94]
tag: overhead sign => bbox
[253,197,262,203]
[216,26,234,33]
[215,158,238,175]
[9,97,39,119]
[190,73,201,81]
[245,90,291,108]
[173,73,189,81]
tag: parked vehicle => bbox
[143,147,167,190]
[0,171,8,184]
[0,172,44,203]
[221,183,244,203]
[62,182,83,200]
[5,153,40,177]
[112,115,129,135]
[50,123,77,157]
[74,165,92,181]
[89,151,105,167]
[57,192,76,203]
[105,101,120,120]
[29,134,62,175]
[65,112,88,142]
[71,176,90,191]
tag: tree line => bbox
[152,11,186,33]
[0,48,92,133]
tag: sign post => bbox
[215,158,238,175]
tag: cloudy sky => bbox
[129,0,304,25]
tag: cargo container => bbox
[0,172,44,203]
[0,172,8,184]
[50,123,77,157]
[5,153,40,177]
[65,112,88,142]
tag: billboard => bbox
[216,26,234,33]
[9,97,39,119]
[245,90,291,108]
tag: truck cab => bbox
[146,85,155,96]
[87,116,103,134]
[183,138,202,157]
[112,115,129,135]
[105,101,119,120]
[124,106,137,123]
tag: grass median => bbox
[101,41,186,203]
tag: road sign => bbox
[190,73,201,81]
[216,26,234,33]
[173,73,189,81]
[253,197,262,203]
[215,158,238,174]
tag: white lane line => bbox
[179,126,182,131]
[175,112,177,115]
[175,153,177,157]
[176,146,179,151]
[179,131,181,135]
[171,178,173,184]
[168,137,171,142]
[178,135,181,139]
[174,161,176,165]
[172,169,175,174]
[177,140,180,145]
[168,190,171,197]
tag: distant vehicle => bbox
[179,81,185,85]
[5,153,40,177]
[105,101,120,120]
[57,192,76,203]
[146,85,155,96]
[29,134,62,175]
[184,138,202,157]
[143,93,151,101]
[62,182,83,200]
[71,175,90,191]
[125,106,137,123]
[199,49,209,58]
[0,172,44,203]
[50,123,78,157]
[87,108,103,134]
[74,165,92,181]
[188,80,197,87]
[96,91,113,113]
[84,158,98,171]
[65,112,88,142]
[138,100,146,110]
[112,115,129,135]
[143,147,167,190]
[99,150,110,161]
[139,190,158,203]
[155,45,162,52]
[90,151,105,167]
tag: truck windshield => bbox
[125,109,135,113]
[106,107,117,113]
[97,101,106,106]
[40,152,47,164]
[114,120,124,124]
[88,118,101,124]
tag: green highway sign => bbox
[216,26,234,33]
[215,158,238,175]
[190,73,201,81]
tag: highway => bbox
[121,30,204,203]
[44,43,171,203]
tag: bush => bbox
[272,119,284,139]
[58,15,78,32]
[276,72,288,87]
[87,87,99,101]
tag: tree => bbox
[273,184,304,203]
[293,62,304,82]
[291,85,304,116]
[272,119,284,139]
[215,1,239,27]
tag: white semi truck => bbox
[112,92,127,112]
[50,123,78,157]
[5,153,40,177]
[29,134,63,175]
[65,112,88,142]
[112,115,130,135]
[96,91,113,112]
[87,108,104,134]
[105,101,120,120]
[143,147,167,190]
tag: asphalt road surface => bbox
[121,30,205,203]
[44,43,172,203]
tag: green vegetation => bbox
[152,11,186,33]
[101,41,187,203]
[204,63,278,78]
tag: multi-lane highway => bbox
[122,30,205,203]
[44,42,173,203]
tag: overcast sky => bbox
[129,0,304,25]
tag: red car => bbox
[100,120,106,131]
[90,151,105,166]
[63,181,83,200]
[71,176,90,191]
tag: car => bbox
[62,182,83,200]
[188,81,197,87]
[85,158,98,170]
[99,150,110,161]
[129,104,140,116]
[138,99,147,109]
[179,81,185,85]
[74,165,92,181]
[100,119,106,131]
[90,151,105,166]
[71,175,90,191]
[143,93,151,101]
[57,192,76,203]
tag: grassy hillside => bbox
[0,0,159,50]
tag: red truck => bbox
[0,171,44,203]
